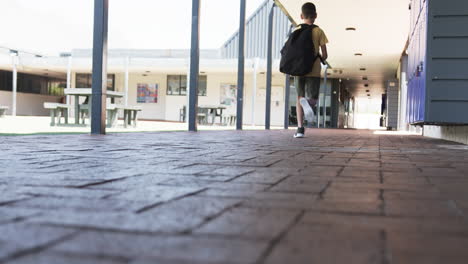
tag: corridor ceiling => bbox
[275,0,410,97]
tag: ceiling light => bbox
[366,90,370,92]
[354,53,363,56]
[346,27,356,31]
[360,68,366,71]
[362,77,368,80]
[364,84,369,87]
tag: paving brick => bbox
[0,207,42,224]
[51,231,268,264]
[7,196,147,212]
[107,185,203,203]
[264,224,382,264]
[5,252,126,264]
[195,207,300,240]
[30,196,240,233]
[387,232,468,263]
[0,223,76,261]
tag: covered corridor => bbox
[1,129,468,263]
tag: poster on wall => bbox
[220,84,237,106]
[137,83,158,103]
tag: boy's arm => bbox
[321,45,328,61]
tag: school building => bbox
[1,0,468,144]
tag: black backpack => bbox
[280,24,321,76]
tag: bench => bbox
[0,106,8,117]
[117,105,142,128]
[79,104,119,128]
[43,103,70,126]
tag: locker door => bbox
[419,6,427,121]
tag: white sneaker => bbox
[300,98,315,123]
[294,127,305,138]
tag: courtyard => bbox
[1,129,468,263]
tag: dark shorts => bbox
[295,76,320,99]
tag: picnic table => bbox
[199,105,226,125]
[64,88,124,125]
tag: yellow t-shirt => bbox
[303,25,329,77]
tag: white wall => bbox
[0,91,61,116]
[121,72,288,126]
[125,73,167,120]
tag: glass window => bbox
[76,73,115,91]
[0,70,65,96]
[167,75,206,96]
[0,70,12,91]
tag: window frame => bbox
[166,75,207,96]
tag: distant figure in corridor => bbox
[288,2,329,138]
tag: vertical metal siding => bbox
[221,0,291,59]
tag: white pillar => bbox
[251,58,259,127]
[66,55,72,113]
[124,56,129,106]
[11,54,18,116]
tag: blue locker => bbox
[406,0,468,125]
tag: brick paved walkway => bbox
[1,129,468,264]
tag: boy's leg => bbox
[296,97,304,127]
[294,77,306,138]
[304,77,321,124]
[295,77,305,128]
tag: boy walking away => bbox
[280,2,328,138]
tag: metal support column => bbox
[90,0,109,135]
[236,0,246,130]
[124,56,129,106]
[188,0,201,132]
[284,74,290,129]
[321,62,331,128]
[283,25,293,130]
[66,55,72,117]
[10,50,18,116]
[265,1,275,130]
[251,58,259,127]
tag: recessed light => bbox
[366,90,370,92]
[364,84,369,87]
[360,68,366,71]
[142,74,148,77]
[346,27,356,31]
[367,94,371,96]
[354,53,363,56]
[362,77,368,80]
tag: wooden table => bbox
[64,88,124,125]
[199,105,226,125]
